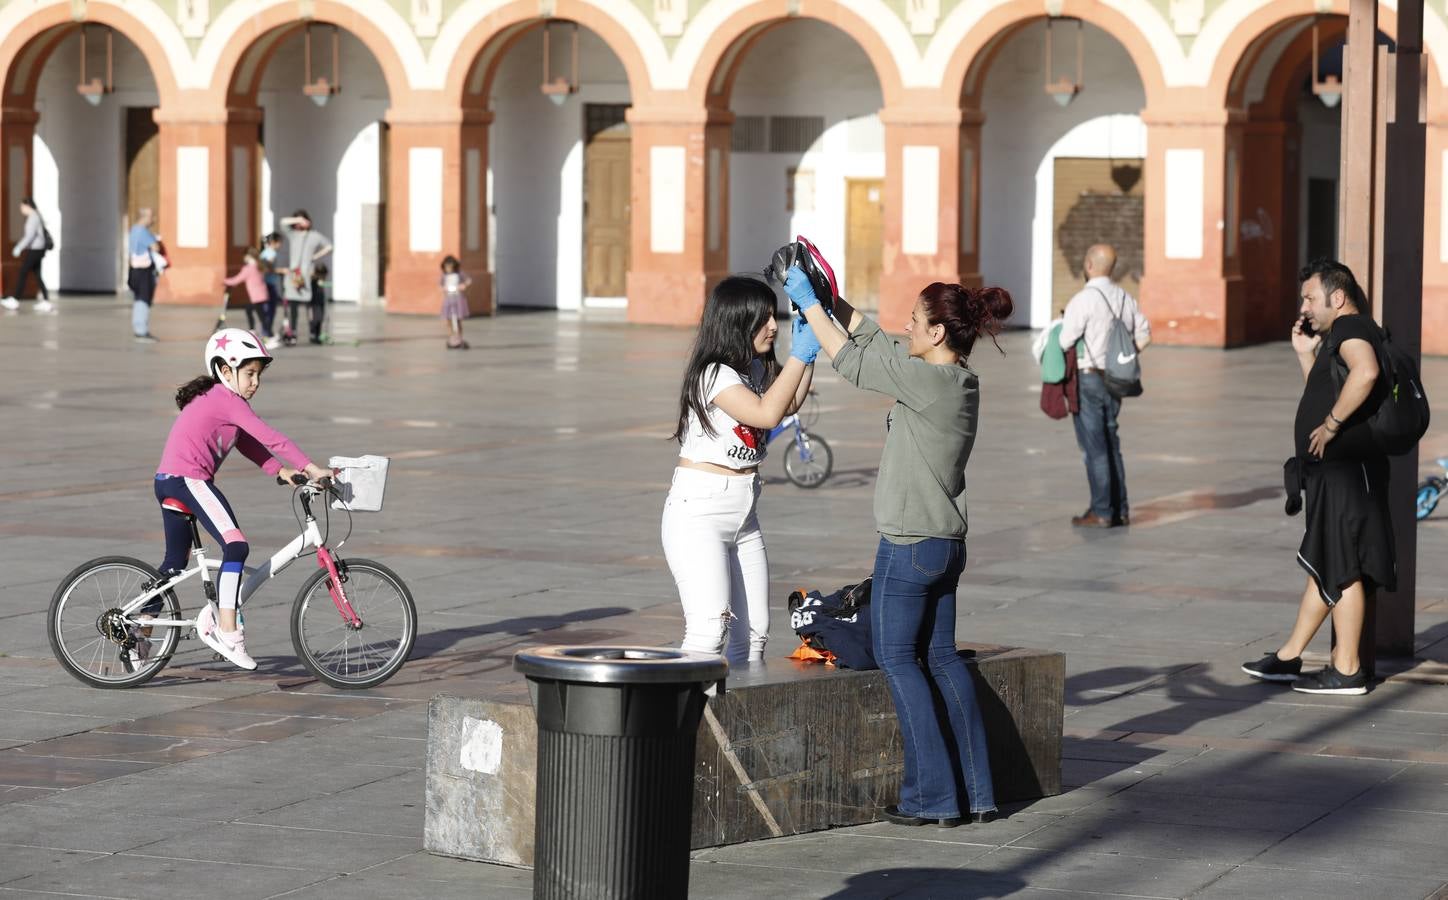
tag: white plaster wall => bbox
[979,21,1146,327]
[490,27,631,309]
[258,30,388,302]
[728,21,885,296]
[32,33,158,293]
[1297,95,1341,267]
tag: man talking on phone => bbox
[1241,259,1392,696]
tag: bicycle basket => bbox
[329,455,389,512]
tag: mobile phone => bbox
[1299,315,1315,337]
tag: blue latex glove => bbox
[790,313,821,364]
[783,265,820,312]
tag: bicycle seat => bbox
[160,497,195,518]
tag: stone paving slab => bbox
[2,300,1448,898]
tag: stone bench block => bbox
[425,643,1063,867]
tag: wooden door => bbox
[125,107,159,234]
[845,179,883,311]
[584,119,631,298]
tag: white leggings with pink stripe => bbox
[155,475,249,610]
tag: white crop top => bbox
[678,361,769,469]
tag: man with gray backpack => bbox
[1057,243,1152,527]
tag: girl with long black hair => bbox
[663,275,819,663]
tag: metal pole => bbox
[1376,0,1425,660]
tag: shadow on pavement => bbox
[822,868,1026,899]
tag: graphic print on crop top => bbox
[679,360,769,469]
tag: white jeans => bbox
[661,467,769,663]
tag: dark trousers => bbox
[10,249,47,300]
[1072,372,1129,521]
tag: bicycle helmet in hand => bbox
[204,328,272,392]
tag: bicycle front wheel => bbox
[291,558,416,689]
[783,432,833,488]
[48,556,181,689]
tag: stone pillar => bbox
[624,107,730,326]
[382,113,474,316]
[1419,91,1448,353]
[0,107,38,298]
[458,110,493,316]
[154,110,232,304]
[879,108,964,331]
[1138,109,1237,346]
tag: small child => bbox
[222,250,270,334]
[308,262,329,345]
[259,233,283,349]
[440,255,472,350]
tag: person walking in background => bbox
[127,208,162,343]
[662,275,818,664]
[440,255,471,350]
[792,258,1005,827]
[2,197,54,313]
[223,249,270,335]
[277,210,332,348]
[307,262,329,344]
[1058,243,1150,527]
[258,233,283,348]
[1242,260,1393,696]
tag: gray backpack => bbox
[1090,288,1142,398]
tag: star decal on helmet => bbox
[214,335,232,351]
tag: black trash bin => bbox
[514,645,728,900]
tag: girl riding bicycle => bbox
[662,275,819,664]
[151,328,330,670]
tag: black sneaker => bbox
[1292,664,1369,695]
[1241,653,1302,682]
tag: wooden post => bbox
[1337,0,1377,281]
[1376,0,1426,659]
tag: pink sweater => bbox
[157,384,311,480]
[223,260,268,303]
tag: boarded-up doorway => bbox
[584,104,630,298]
[125,107,159,285]
[846,178,883,311]
[1051,158,1144,317]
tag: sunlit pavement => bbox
[2,295,1446,898]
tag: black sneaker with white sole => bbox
[1241,653,1302,682]
[1291,664,1369,695]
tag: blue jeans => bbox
[871,536,995,816]
[1072,372,1128,520]
[131,300,151,337]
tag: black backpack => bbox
[1333,325,1430,456]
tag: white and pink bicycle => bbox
[47,476,416,689]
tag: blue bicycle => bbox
[768,391,833,488]
[1417,457,1448,520]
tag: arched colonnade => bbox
[2,0,1445,348]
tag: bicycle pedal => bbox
[212,652,225,662]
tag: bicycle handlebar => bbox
[276,474,334,490]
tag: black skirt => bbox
[1296,457,1397,606]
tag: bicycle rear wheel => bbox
[783,431,833,488]
[291,558,416,689]
[48,556,181,689]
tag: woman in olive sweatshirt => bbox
[786,266,1012,827]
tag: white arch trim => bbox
[1189,0,1448,89]
[666,0,919,92]
[192,0,428,92]
[0,0,192,92]
[429,0,669,93]
[922,0,1183,89]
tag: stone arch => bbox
[686,0,905,109]
[204,0,415,107]
[0,3,180,108]
[442,0,652,110]
[942,0,1168,111]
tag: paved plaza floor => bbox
[1,296,1447,899]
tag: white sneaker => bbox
[194,602,217,640]
[34,299,54,313]
[200,624,257,670]
[264,336,282,350]
[0,297,17,311]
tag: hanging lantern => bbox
[76,25,114,107]
[1311,19,1343,109]
[541,21,579,107]
[303,23,342,108]
[1044,16,1084,108]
